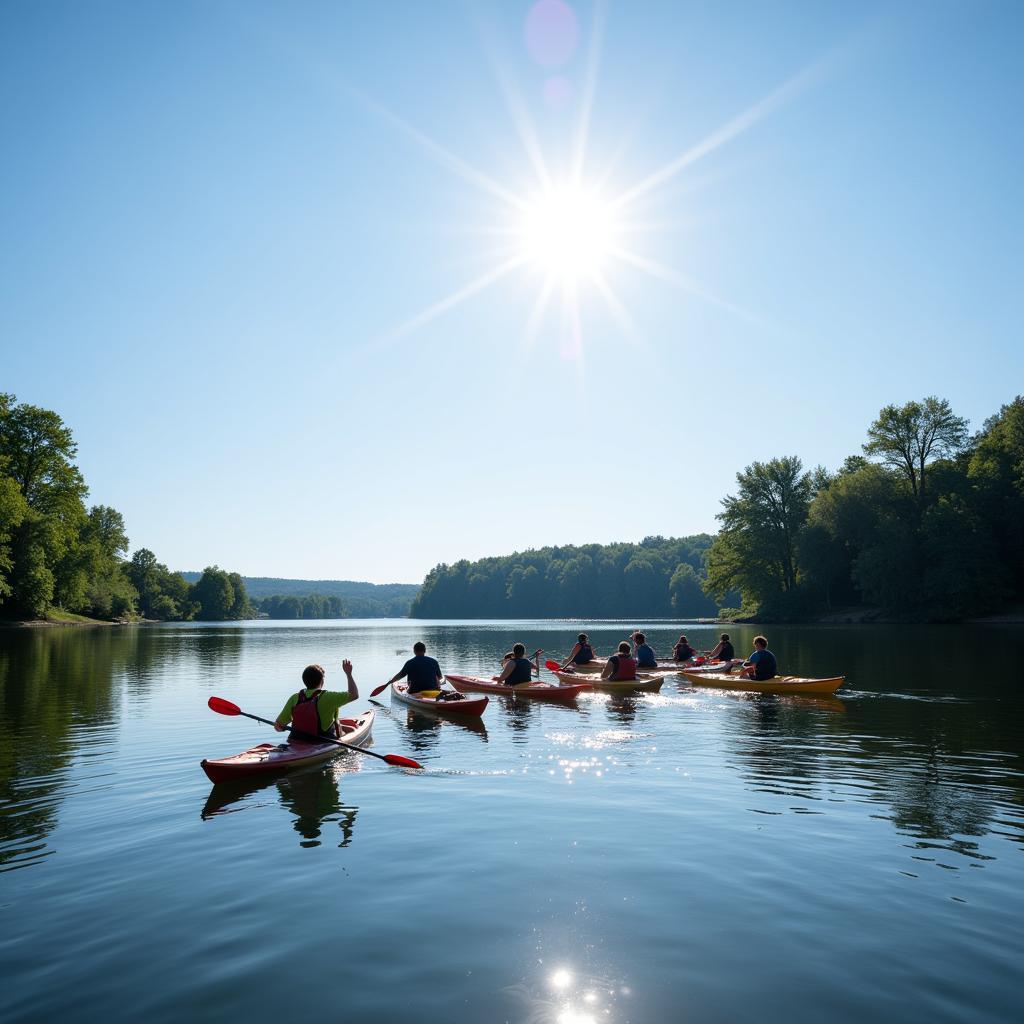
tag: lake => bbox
[2,620,1023,1023]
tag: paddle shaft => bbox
[235,708,399,765]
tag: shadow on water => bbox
[202,764,360,849]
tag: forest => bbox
[410,535,731,618]
[411,395,1024,623]
[0,393,248,622]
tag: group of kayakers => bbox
[273,632,780,736]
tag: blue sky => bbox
[2,0,1021,583]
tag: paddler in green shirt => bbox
[275,661,359,740]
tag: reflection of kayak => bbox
[681,671,845,695]
[554,670,668,692]
[201,711,375,783]
[445,674,590,703]
[391,682,488,717]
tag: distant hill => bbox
[180,574,420,617]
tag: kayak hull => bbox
[391,681,488,717]
[681,671,845,695]
[554,670,668,692]
[445,673,590,702]
[201,710,374,784]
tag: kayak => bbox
[680,670,845,695]
[445,673,591,703]
[391,681,488,717]
[556,660,606,674]
[554,670,669,693]
[201,710,374,784]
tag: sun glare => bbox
[519,185,618,283]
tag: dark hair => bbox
[578,633,588,642]
[679,635,688,643]
[753,635,768,647]
[720,633,730,641]
[635,632,646,644]
[413,641,426,655]
[512,642,526,658]
[618,641,631,654]
[301,664,325,688]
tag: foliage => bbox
[410,536,720,618]
[0,394,249,623]
[695,396,1022,622]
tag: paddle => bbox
[545,659,566,673]
[369,680,392,698]
[207,696,422,769]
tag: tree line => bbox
[410,535,736,618]
[704,395,1024,621]
[0,393,251,622]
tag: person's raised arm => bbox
[342,658,359,701]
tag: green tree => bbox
[705,456,813,612]
[190,566,236,621]
[864,397,969,512]
[0,474,28,601]
[669,562,717,617]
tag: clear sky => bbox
[2,1,1021,583]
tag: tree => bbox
[191,566,236,621]
[669,563,717,617]
[864,397,969,512]
[705,456,814,611]
[0,474,28,600]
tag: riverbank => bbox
[0,612,137,629]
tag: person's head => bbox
[413,641,426,655]
[618,641,631,655]
[301,664,326,689]
[578,633,588,643]
[679,635,688,643]
[720,633,730,642]
[635,631,646,645]
[753,635,768,649]
[502,651,514,663]
[513,642,526,658]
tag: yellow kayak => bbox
[554,670,669,692]
[680,670,845,695]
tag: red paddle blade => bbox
[208,696,241,716]
[384,753,423,769]
[369,681,390,698]
[545,660,562,672]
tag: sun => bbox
[518,184,619,283]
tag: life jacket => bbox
[610,655,637,681]
[291,689,337,740]
[674,643,694,661]
[505,657,534,685]
[573,643,594,664]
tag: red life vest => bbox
[291,689,337,739]
[612,655,637,681]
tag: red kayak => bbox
[445,674,590,703]
[391,681,488,717]
[201,710,375,784]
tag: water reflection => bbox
[202,765,360,849]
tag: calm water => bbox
[2,620,1023,1023]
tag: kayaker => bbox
[631,631,657,668]
[738,636,778,681]
[275,661,358,740]
[672,635,697,662]
[497,642,536,686]
[388,641,444,694]
[706,632,735,664]
[561,633,596,669]
[602,641,638,681]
